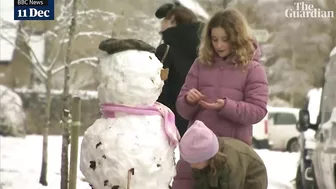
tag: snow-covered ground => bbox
[0,135,298,189]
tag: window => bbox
[273,113,297,125]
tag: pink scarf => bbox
[100,102,181,148]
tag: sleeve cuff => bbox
[218,97,237,118]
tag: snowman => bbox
[80,38,180,189]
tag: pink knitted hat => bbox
[179,120,219,163]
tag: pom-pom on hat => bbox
[179,120,219,163]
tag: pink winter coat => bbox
[175,46,268,145]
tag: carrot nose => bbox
[160,68,169,81]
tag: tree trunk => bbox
[39,64,52,186]
[8,21,33,88]
[60,0,78,188]
[68,97,81,189]
[60,110,70,189]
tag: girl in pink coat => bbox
[172,8,269,189]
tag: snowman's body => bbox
[80,114,175,189]
[80,39,179,189]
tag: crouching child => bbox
[179,120,268,189]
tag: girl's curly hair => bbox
[199,8,255,68]
[208,139,227,176]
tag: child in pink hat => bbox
[179,120,268,189]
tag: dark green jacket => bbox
[192,137,268,189]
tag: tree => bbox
[60,0,78,187]
[0,0,117,186]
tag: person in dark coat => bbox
[155,2,203,136]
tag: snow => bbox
[0,29,16,61]
[0,85,26,135]
[77,9,118,19]
[75,32,111,39]
[307,88,322,125]
[28,35,46,65]
[330,46,336,57]
[0,0,19,61]
[51,57,98,76]
[0,136,88,189]
[0,135,299,189]
[303,129,316,149]
[177,0,209,19]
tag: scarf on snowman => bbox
[100,102,181,148]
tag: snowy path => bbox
[0,135,298,189]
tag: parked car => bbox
[297,46,336,189]
[252,112,270,149]
[268,106,300,152]
[295,88,321,189]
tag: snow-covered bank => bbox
[0,135,298,189]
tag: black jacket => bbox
[155,22,203,136]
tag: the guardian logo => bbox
[285,2,334,18]
[14,0,54,20]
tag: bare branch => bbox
[77,9,118,18]
[74,31,111,38]
[47,32,68,71]
[70,57,98,65]
[42,31,58,39]
[51,57,98,75]
[24,34,47,74]
[56,0,74,24]
[0,34,47,79]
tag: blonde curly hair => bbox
[199,8,255,68]
[208,151,227,176]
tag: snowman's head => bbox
[97,38,165,106]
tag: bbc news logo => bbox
[14,0,54,20]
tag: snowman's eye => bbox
[149,56,152,60]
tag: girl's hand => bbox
[186,88,206,104]
[199,99,225,110]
